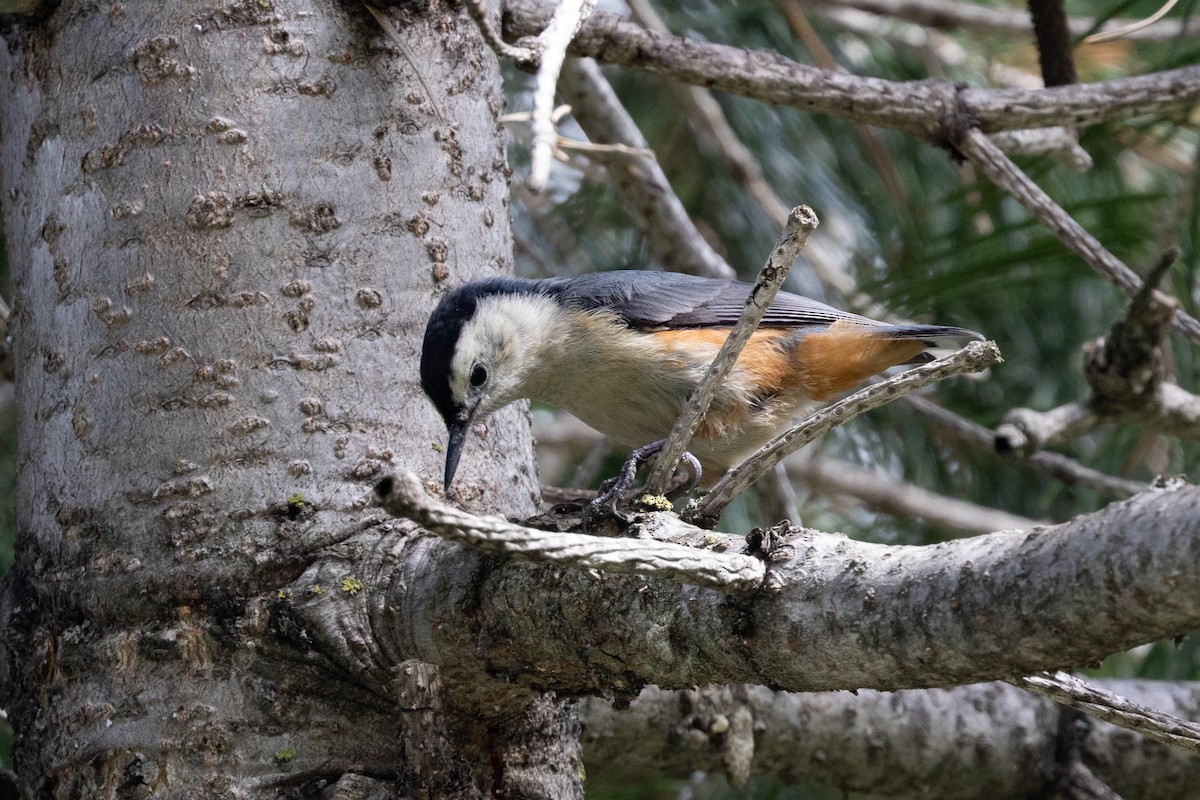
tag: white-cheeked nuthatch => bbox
[420,270,982,493]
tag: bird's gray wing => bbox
[542,270,878,330]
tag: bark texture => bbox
[351,483,1200,696]
[580,682,1200,799]
[0,1,569,797]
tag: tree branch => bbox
[805,0,1200,41]
[353,473,1200,696]
[374,472,765,595]
[787,455,1041,535]
[690,340,1002,524]
[995,250,1200,454]
[526,0,596,191]
[578,681,1200,798]
[1015,671,1200,757]
[956,128,1200,345]
[903,395,1146,498]
[644,206,817,495]
[556,58,735,279]
[503,0,1200,138]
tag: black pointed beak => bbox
[443,415,471,492]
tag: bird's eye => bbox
[470,363,488,387]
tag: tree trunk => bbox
[0,1,576,796]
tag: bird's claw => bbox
[583,442,703,527]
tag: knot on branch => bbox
[1084,249,1178,414]
[937,81,980,158]
[994,249,1188,456]
[675,686,757,791]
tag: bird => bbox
[419,270,983,496]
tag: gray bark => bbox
[360,482,1200,693]
[581,682,1200,800]
[0,1,574,797]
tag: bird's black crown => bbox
[419,277,544,426]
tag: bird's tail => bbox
[788,320,985,401]
[877,324,985,363]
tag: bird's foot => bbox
[584,441,703,525]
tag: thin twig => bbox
[957,127,1200,346]
[903,395,1145,498]
[1084,0,1181,43]
[557,58,736,279]
[553,138,655,157]
[375,471,765,595]
[1015,671,1200,757]
[364,4,447,124]
[689,341,1002,525]
[989,127,1092,172]
[528,0,597,191]
[788,455,1041,535]
[644,206,819,496]
[805,0,1200,41]
[466,0,537,61]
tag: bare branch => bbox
[903,395,1145,498]
[691,340,1002,524]
[809,8,1093,170]
[805,0,1200,41]
[990,127,1092,171]
[788,455,1041,535]
[995,403,1104,455]
[579,681,1200,797]
[557,58,736,279]
[466,0,538,62]
[527,0,597,191]
[1016,671,1200,757]
[957,127,1200,345]
[374,471,766,595]
[996,382,1200,456]
[503,0,1200,137]
[329,481,1200,694]
[996,250,1200,454]
[644,206,818,496]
